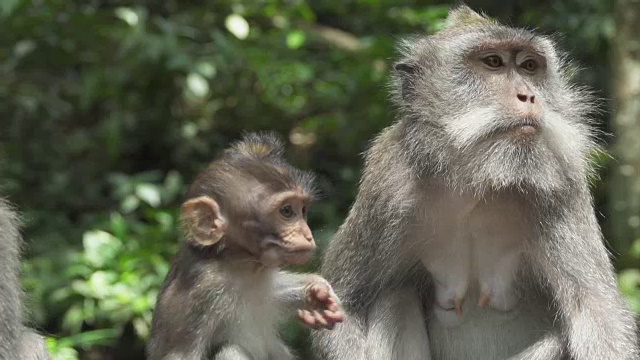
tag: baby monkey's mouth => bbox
[285,248,315,265]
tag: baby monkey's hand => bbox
[298,278,344,330]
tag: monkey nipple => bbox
[436,297,464,317]
[454,298,463,317]
[433,299,466,327]
[478,291,491,308]
[476,286,519,312]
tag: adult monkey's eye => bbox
[521,59,537,72]
[482,55,503,68]
[280,205,295,218]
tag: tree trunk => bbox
[610,0,640,258]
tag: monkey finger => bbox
[303,311,317,325]
[312,284,330,301]
[312,310,330,328]
[319,294,337,307]
[323,309,345,323]
[300,318,320,330]
[298,310,317,326]
[307,285,320,298]
[305,293,314,305]
[324,301,340,312]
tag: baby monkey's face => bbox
[180,187,316,268]
[255,189,316,268]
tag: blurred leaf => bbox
[619,269,640,313]
[186,72,210,98]
[286,30,306,49]
[630,238,640,258]
[13,39,36,57]
[196,62,217,79]
[162,171,184,203]
[83,231,123,268]
[47,336,80,360]
[61,305,84,334]
[0,0,19,16]
[136,184,162,207]
[121,195,140,213]
[225,14,250,40]
[115,7,140,26]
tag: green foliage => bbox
[619,238,640,313]
[54,172,180,338]
[46,330,117,360]
[0,0,637,358]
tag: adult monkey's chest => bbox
[417,183,531,327]
[416,185,554,360]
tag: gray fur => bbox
[19,330,51,360]
[0,199,21,360]
[147,247,328,360]
[0,199,51,360]
[313,5,638,360]
[148,133,340,360]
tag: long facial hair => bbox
[402,100,598,196]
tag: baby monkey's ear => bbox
[181,196,227,246]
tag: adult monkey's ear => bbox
[394,61,420,101]
[181,196,227,246]
[394,62,418,74]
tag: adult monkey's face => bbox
[392,9,598,194]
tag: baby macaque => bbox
[147,133,343,360]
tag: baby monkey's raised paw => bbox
[298,279,344,330]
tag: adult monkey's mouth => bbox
[509,118,542,137]
[479,117,543,142]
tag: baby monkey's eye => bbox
[482,55,503,68]
[280,205,295,218]
[521,59,538,72]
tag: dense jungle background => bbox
[1,0,639,359]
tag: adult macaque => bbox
[313,6,639,360]
[147,133,343,360]
[0,199,51,360]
